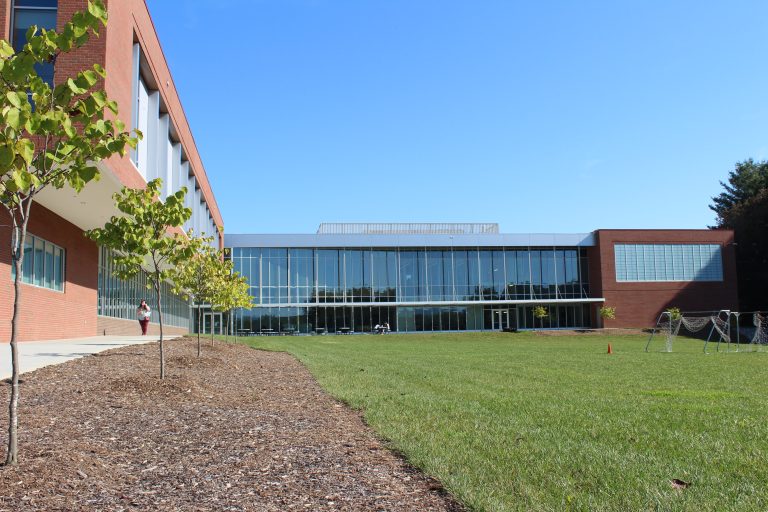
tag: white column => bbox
[156,114,170,197]
[168,140,181,197]
[145,91,160,182]
[136,79,150,179]
[185,172,195,234]
[130,44,140,165]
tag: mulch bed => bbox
[0,337,463,511]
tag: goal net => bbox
[646,310,732,353]
[741,312,768,351]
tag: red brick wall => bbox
[0,0,9,40]
[101,0,224,248]
[595,230,739,328]
[0,0,225,249]
[0,204,99,342]
[97,316,187,337]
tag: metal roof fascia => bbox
[224,232,596,248]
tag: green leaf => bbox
[67,78,87,95]
[81,69,99,86]
[5,107,22,130]
[87,0,108,21]
[78,165,100,183]
[0,40,14,58]
[6,92,21,108]
[16,140,34,165]
[0,145,14,168]
[11,170,31,192]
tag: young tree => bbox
[599,305,616,327]
[533,305,548,330]
[172,233,218,357]
[209,258,253,343]
[87,178,192,379]
[666,307,682,321]
[0,1,137,466]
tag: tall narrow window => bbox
[11,233,65,292]
[12,1,58,85]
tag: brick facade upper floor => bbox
[0,0,223,247]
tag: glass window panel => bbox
[529,250,541,298]
[516,251,530,299]
[467,250,480,300]
[22,236,34,284]
[33,237,44,286]
[16,0,58,7]
[44,242,54,289]
[492,250,505,300]
[479,250,493,299]
[614,244,723,282]
[443,250,454,301]
[427,250,443,301]
[504,250,517,299]
[453,250,469,300]
[12,8,57,85]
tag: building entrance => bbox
[489,307,517,331]
[203,312,223,336]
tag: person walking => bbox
[137,300,151,335]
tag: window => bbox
[97,247,190,328]
[614,244,723,282]
[12,1,58,86]
[11,234,65,291]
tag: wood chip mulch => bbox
[0,337,463,511]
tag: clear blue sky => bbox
[146,0,768,234]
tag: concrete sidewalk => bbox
[0,335,180,380]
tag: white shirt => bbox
[137,307,151,320]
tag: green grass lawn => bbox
[236,332,767,511]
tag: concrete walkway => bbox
[0,335,180,380]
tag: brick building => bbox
[224,224,738,333]
[0,0,222,340]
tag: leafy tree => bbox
[710,159,768,225]
[209,256,253,343]
[533,305,548,330]
[172,233,220,356]
[666,307,682,321]
[599,305,616,326]
[0,0,137,466]
[710,159,768,310]
[87,178,192,379]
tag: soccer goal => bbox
[646,310,733,353]
[735,312,768,351]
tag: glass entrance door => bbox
[203,312,223,335]
[492,308,515,331]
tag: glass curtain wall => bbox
[231,246,593,332]
[231,246,590,305]
[97,247,190,328]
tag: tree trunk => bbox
[155,282,165,380]
[196,303,202,358]
[6,214,29,466]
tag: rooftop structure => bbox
[316,223,500,235]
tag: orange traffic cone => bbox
[607,343,613,355]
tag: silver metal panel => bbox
[225,232,596,248]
